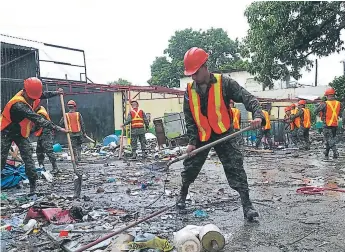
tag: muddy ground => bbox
[1,140,345,252]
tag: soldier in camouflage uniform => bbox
[179,47,264,221]
[1,78,67,194]
[59,100,86,162]
[32,105,60,174]
[290,100,311,150]
[289,104,300,145]
[283,106,298,147]
[314,88,345,159]
[255,104,273,150]
[121,100,149,159]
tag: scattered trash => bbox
[193,209,208,218]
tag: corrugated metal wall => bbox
[1,42,38,109]
[44,89,115,144]
[1,42,115,143]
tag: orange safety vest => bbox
[325,100,340,127]
[302,108,311,129]
[292,108,300,128]
[34,106,51,137]
[231,108,241,130]
[130,109,144,128]
[66,112,81,133]
[0,90,39,138]
[188,73,231,142]
[262,110,271,130]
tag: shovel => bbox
[59,94,82,199]
[154,126,252,170]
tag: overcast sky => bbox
[1,0,344,86]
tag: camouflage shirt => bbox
[314,100,345,127]
[184,73,265,145]
[3,91,60,136]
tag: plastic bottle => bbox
[23,219,37,231]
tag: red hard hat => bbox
[298,100,306,105]
[229,99,234,104]
[130,100,139,106]
[285,106,291,112]
[183,47,209,76]
[67,100,77,106]
[24,77,43,100]
[291,104,296,108]
[325,87,335,96]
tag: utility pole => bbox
[341,60,345,76]
[314,59,318,86]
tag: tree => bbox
[148,28,248,88]
[243,1,345,90]
[108,78,132,85]
[329,75,345,102]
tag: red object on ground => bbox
[41,208,75,224]
[26,208,44,220]
[296,186,345,195]
[59,230,69,237]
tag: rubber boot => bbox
[131,152,137,159]
[333,149,339,159]
[77,148,82,162]
[238,190,259,221]
[176,184,189,209]
[29,179,37,194]
[324,148,330,160]
[51,162,60,174]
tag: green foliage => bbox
[108,78,132,85]
[243,1,345,90]
[329,75,345,102]
[149,28,248,88]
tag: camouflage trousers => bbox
[291,128,299,145]
[323,127,338,155]
[1,132,37,183]
[71,135,83,161]
[298,127,310,150]
[255,129,273,149]
[181,131,249,192]
[131,127,146,152]
[36,133,57,169]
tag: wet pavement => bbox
[1,141,345,252]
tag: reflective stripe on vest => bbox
[231,108,240,130]
[34,106,51,137]
[187,73,231,142]
[262,110,271,130]
[292,108,300,128]
[0,90,34,138]
[130,109,144,128]
[66,112,81,133]
[325,100,340,127]
[302,108,311,128]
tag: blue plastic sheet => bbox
[1,164,27,189]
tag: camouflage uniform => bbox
[32,106,59,173]
[59,112,86,162]
[180,73,265,219]
[255,129,273,149]
[315,101,345,158]
[1,91,61,192]
[290,107,310,150]
[283,115,298,147]
[123,111,149,158]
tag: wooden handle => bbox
[167,126,252,167]
[85,135,95,143]
[59,94,78,174]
